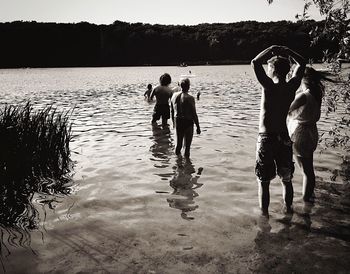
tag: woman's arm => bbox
[282,47,306,80]
[289,92,307,114]
[190,97,201,134]
[171,97,175,126]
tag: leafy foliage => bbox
[322,79,350,153]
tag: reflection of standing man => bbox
[167,157,203,220]
[150,125,174,168]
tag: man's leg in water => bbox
[152,106,160,124]
[161,105,170,127]
[151,116,158,124]
[161,117,168,127]
[184,126,194,158]
[258,180,270,216]
[277,139,295,214]
[281,179,294,213]
[255,134,276,216]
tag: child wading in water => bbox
[144,84,153,101]
[252,45,306,216]
[288,67,333,203]
[151,73,173,127]
[171,78,201,158]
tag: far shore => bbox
[0,60,334,70]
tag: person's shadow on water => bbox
[167,156,203,220]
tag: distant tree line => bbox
[0,20,339,68]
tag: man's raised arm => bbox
[251,46,276,87]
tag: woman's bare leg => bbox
[296,155,315,202]
[184,126,194,158]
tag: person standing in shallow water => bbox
[150,73,173,127]
[171,78,201,158]
[144,83,153,101]
[251,45,306,216]
[288,67,333,204]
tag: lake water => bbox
[0,66,348,273]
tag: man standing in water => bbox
[151,73,173,127]
[171,78,201,158]
[252,45,306,216]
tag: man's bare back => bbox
[151,86,173,104]
[150,73,173,127]
[259,79,300,133]
[252,46,305,134]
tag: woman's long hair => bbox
[302,67,334,103]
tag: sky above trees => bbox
[0,0,323,25]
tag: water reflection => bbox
[257,216,272,234]
[167,157,203,220]
[298,203,314,231]
[254,213,295,273]
[149,124,174,169]
[0,191,39,259]
[0,182,73,262]
[253,192,350,273]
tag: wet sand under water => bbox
[5,182,350,274]
[0,66,349,273]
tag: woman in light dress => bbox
[288,67,333,203]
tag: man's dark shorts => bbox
[152,104,170,121]
[255,133,294,182]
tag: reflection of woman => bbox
[288,67,333,203]
[167,157,203,220]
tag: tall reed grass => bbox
[0,102,74,229]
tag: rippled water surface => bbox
[0,66,348,273]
